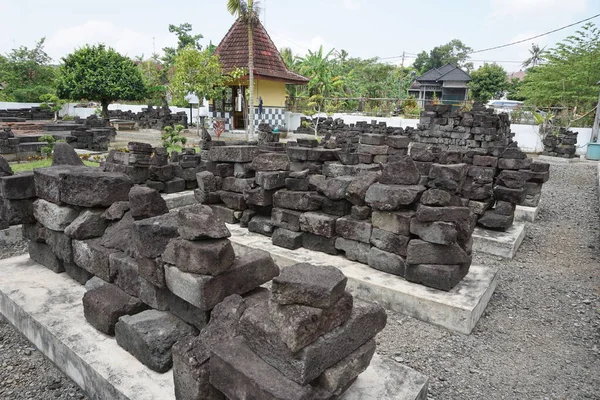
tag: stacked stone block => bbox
[0,157,35,228]
[542,127,578,158]
[108,105,188,129]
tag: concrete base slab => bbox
[515,205,539,222]
[161,191,196,210]
[0,224,22,245]
[0,254,428,400]
[472,222,526,259]
[537,155,584,164]
[227,224,498,335]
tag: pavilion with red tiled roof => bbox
[212,18,309,130]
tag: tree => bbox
[413,40,473,74]
[57,44,147,121]
[0,38,57,102]
[39,94,66,121]
[170,46,225,132]
[522,43,546,69]
[138,54,170,107]
[162,23,204,66]
[506,77,526,101]
[227,0,260,138]
[518,22,600,109]
[469,63,508,103]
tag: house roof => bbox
[415,63,471,83]
[215,19,309,85]
[508,70,526,81]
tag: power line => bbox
[470,13,600,54]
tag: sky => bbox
[0,0,598,73]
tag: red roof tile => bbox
[215,19,309,85]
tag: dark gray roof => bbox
[415,63,471,83]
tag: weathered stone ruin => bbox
[0,156,35,229]
[108,105,188,129]
[541,127,578,158]
[0,106,54,121]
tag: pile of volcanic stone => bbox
[108,105,189,129]
[102,142,200,193]
[542,127,578,158]
[413,103,513,152]
[173,263,387,399]
[0,106,53,120]
[0,155,35,229]
[45,115,116,151]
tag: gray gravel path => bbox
[0,162,598,400]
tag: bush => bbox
[38,134,56,158]
[162,124,187,153]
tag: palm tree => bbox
[227,0,260,138]
[522,43,546,69]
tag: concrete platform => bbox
[537,155,587,164]
[227,224,498,335]
[472,222,526,259]
[515,205,539,222]
[0,224,23,245]
[0,254,429,400]
[161,190,196,209]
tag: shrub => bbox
[162,124,187,153]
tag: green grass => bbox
[11,159,99,172]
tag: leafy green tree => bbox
[506,77,526,101]
[227,0,260,138]
[0,38,57,102]
[39,94,66,121]
[162,23,204,66]
[56,44,147,121]
[519,23,600,109]
[138,54,170,107]
[298,46,344,99]
[413,39,473,74]
[469,63,508,103]
[522,43,546,69]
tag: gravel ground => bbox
[0,162,599,400]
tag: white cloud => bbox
[270,32,335,57]
[342,0,362,10]
[45,20,174,62]
[490,0,588,18]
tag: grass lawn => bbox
[11,159,100,172]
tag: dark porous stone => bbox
[194,190,222,205]
[415,205,471,223]
[495,200,515,216]
[64,209,107,240]
[196,171,218,192]
[138,257,166,288]
[429,163,468,182]
[477,210,514,231]
[110,253,141,297]
[163,237,235,275]
[299,212,337,238]
[369,229,409,257]
[350,205,371,220]
[302,233,338,255]
[323,176,355,201]
[371,210,413,235]
[256,171,289,190]
[365,183,426,210]
[62,168,133,207]
[498,157,532,170]
[45,229,73,263]
[149,165,176,182]
[208,204,239,224]
[410,219,458,245]
[52,142,84,166]
[406,239,470,265]
[102,201,130,221]
[271,263,347,308]
[99,211,134,252]
[335,238,371,263]
[240,209,256,227]
[335,216,372,243]
[115,310,197,373]
[496,170,526,189]
[345,171,380,206]
[420,188,451,206]
[271,208,303,231]
[379,156,420,185]
[221,177,256,193]
[128,186,169,220]
[243,187,276,206]
[367,247,406,276]
[177,204,230,240]
[172,338,224,400]
[132,212,179,259]
[168,294,210,331]
[220,191,247,210]
[472,155,498,167]
[72,238,120,281]
[530,161,550,172]
[209,146,260,163]
[248,215,274,236]
[272,228,303,249]
[64,262,94,285]
[251,153,290,171]
[28,241,64,273]
[321,198,352,217]
[83,283,146,335]
[273,190,322,211]
[0,172,35,200]
[285,177,309,191]
[22,221,47,243]
[138,277,171,310]
[494,185,527,204]
[405,263,469,291]
[163,177,186,193]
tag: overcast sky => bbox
[0,0,598,72]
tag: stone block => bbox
[215,163,234,178]
[270,291,353,353]
[164,177,186,194]
[138,277,171,310]
[323,176,355,200]
[162,237,235,275]
[110,253,141,297]
[467,166,495,183]
[45,229,73,263]
[415,205,471,223]
[379,157,420,185]
[285,177,309,191]
[369,229,409,256]
[429,163,468,182]
[63,261,94,285]
[220,191,247,210]
[494,185,526,204]
[243,187,275,206]
[83,283,146,335]
[365,183,425,210]
[234,162,255,178]
[335,238,370,264]
[221,177,256,193]
[472,155,498,167]
[477,210,514,231]
[335,216,371,243]
[165,249,279,311]
[168,294,210,331]
[271,263,346,308]
[138,256,166,288]
[302,233,338,255]
[115,310,197,373]
[271,208,302,231]
[132,212,179,259]
[239,299,386,385]
[209,146,260,163]
[256,171,289,190]
[345,171,380,206]
[385,135,410,149]
[33,199,79,231]
[251,153,290,171]
[321,198,352,217]
[208,204,239,224]
[149,165,175,182]
[177,204,231,240]
[73,238,120,281]
[360,133,386,145]
[52,142,84,166]
[357,144,389,155]
[248,215,274,236]
[64,209,107,240]
[299,212,337,238]
[102,201,130,221]
[530,161,550,172]
[196,171,218,192]
[194,190,222,205]
[272,228,303,249]
[406,239,470,265]
[0,172,35,199]
[496,170,526,189]
[410,219,458,245]
[129,186,169,220]
[371,210,413,235]
[367,247,406,276]
[99,211,134,252]
[350,205,371,220]
[498,157,532,170]
[22,221,47,243]
[405,263,469,291]
[28,241,64,273]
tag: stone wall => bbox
[0,107,54,121]
[108,105,188,129]
[542,127,578,158]
[23,145,387,399]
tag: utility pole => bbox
[398,51,406,103]
[591,80,600,142]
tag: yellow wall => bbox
[253,79,286,107]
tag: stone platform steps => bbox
[0,254,429,400]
